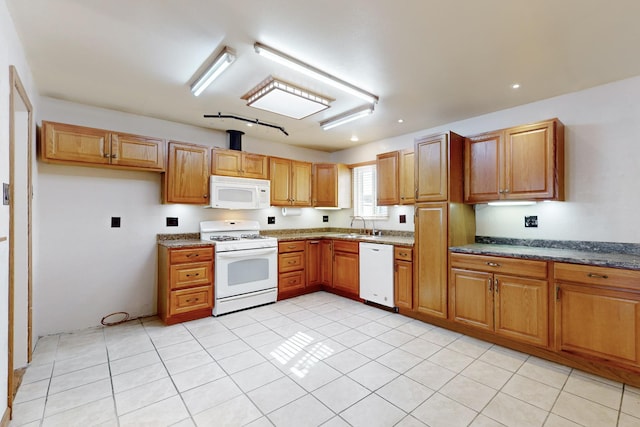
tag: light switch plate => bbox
[2,183,9,205]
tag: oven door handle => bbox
[216,247,277,258]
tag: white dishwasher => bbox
[359,242,395,308]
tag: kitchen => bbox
[3,0,640,426]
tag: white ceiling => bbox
[7,0,640,152]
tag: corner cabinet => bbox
[163,141,210,204]
[211,148,268,179]
[312,163,351,208]
[555,263,640,368]
[41,121,165,171]
[449,253,549,347]
[464,118,564,203]
[270,157,312,206]
[158,245,214,325]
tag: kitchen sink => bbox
[331,233,384,240]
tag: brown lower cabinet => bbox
[394,246,413,310]
[555,262,640,368]
[278,239,359,300]
[449,253,549,347]
[158,245,214,325]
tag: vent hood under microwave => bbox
[208,175,271,210]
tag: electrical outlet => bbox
[267,216,276,224]
[525,215,538,228]
[399,214,406,224]
[166,217,178,227]
[111,217,121,228]
[322,215,329,223]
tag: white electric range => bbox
[200,220,278,316]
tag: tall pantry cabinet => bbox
[413,132,475,319]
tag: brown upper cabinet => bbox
[270,157,312,207]
[41,121,165,171]
[415,132,464,203]
[312,163,351,208]
[211,148,268,179]
[377,150,415,205]
[163,141,210,204]
[464,118,564,203]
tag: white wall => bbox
[332,75,640,244]
[1,0,38,418]
[35,98,333,336]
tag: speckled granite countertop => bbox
[157,229,414,248]
[263,230,414,246]
[450,237,640,271]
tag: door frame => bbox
[8,65,33,414]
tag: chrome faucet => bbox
[350,216,367,235]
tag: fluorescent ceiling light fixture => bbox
[487,201,536,206]
[511,83,521,89]
[242,77,332,119]
[320,104,374,130]
[254,42,379,104]
[191,46,236,96]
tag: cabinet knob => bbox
[204,194,208,198]
[103,153,110,158]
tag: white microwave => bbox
[209,175,271,209]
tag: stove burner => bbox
[240,234,266,240]
[209,236,240,242]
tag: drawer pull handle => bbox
[399,252,408,257]
[488,278,493,292]
[186,253,199,258]
[587,273,608,279]
[289,280,297,284]
[288,261,295,264]
[185,298,199,303]
[186,273,200,277]
[486,262,501,267]
[287,245,296,249]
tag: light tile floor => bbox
[9,292,640,427]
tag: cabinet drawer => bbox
[170,247,213,264]
[279,240,306,253]
[555,263,640,291]
[279,270,306,291]
[279,252,305,273]
[333,240,359,254]
[170,286,212,316]
[450,253,547,279]
[395,246,413,261]
[170,262,212,289]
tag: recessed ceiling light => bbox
[398,119,404,123]
[246,123,254,127]
[350,136,359,142]
[511,83,521,89]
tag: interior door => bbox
[8,65,34,413]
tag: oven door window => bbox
[228,258,269,286]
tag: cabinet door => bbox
[376,151,400,205]
[464,132,501,203]
[43,121,111,165]
[395,260,413,310]
[556,283,640,366]
[450,268,494,331]
[320,240,333,286]
[414,203,448,318]
[165,142,210,204]
[333,251,359,295]
[211,149,242,177]
[494,274,548,347]
[270,157,292,206]
[504,120,557,200]
[306,240,321,286]
[291,161,312,206]
[111,133,165,171]
[242,153,269,179]
[399,150,415,204]
[415,134,448,202]
[313,164,338,207]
